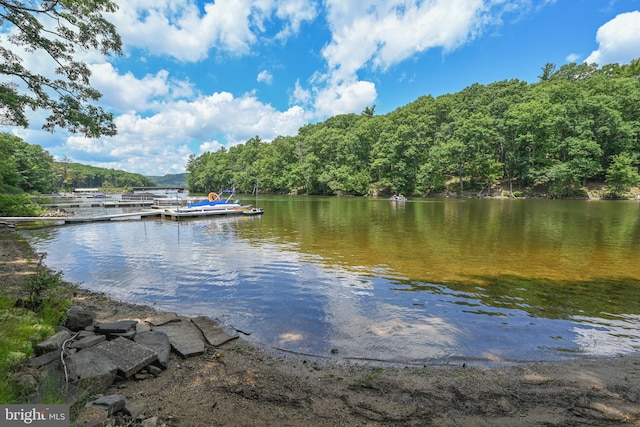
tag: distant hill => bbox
[146,173,188,187]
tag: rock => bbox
[152,318,206,358]
[147,365,162,377]
[67,348,118,392]
[141,416,159,427]
[76,406,108,426]
[29,349,63,368]
[192,316,239,347]
[134,331,171,368]
[88,394,126,416]
[136,322,152,333]
[35,330,71,355]
[70,334,106,349]
[10,372,39,396]
[134,372,154,380]
[94,337,158,378]
[145,312,180,326]
[125,400,148,421]
[65,306,95,331]
[95,320,138,334]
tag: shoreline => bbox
[3,228,640,426]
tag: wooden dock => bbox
[0,207,258,226]
[0,211,161,225]
[40,200,155,209]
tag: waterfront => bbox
[23,197,640,364]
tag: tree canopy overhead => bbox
[0,0,122,137]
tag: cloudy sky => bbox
[3,0,640,176]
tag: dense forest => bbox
[0,133,156,215]
[187,60,640,198]
[147,173,187,187]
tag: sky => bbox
[2,0,640,177]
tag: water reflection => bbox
[22,197,640,364]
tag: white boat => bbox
[174,190,247,214]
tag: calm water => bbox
[23,197,640,365]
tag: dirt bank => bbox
[2,228,639,426]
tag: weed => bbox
[0,255,75,403]
[349,368,385,391]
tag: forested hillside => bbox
[146,173,187,187]
[0,133,156,215]
[187,60,640,198]
[55,161,156,190]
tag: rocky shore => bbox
[3,227,640,426]
[24,304,242,426]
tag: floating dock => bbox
[0,207,262,226]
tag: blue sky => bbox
[3,0,640,176]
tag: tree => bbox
[605,153,639,197]
[0,132,55,193]
[0,0,122,137]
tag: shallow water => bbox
[23,197,640,364]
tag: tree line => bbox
[0,133,155,215]
[187,60,640,198]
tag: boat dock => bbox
[40,200,155,209]
[0,207,261,227]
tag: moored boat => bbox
[175,189,243,213]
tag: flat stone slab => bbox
[95,337,158,378]
[30,349,63,368]
[70,334,106,349]
[134,331,171,368]
[68,348,118,392]
[192,316,239,347]
[36,330,71,355]
[152,319,205,357]
[145,312,180,326]
[95,320,137,334]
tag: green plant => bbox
[0,194,44,217]
[0,258,75,403]
[22,254,72,317]
[348,368,385,390]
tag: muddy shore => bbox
[2,228,639,426]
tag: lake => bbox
[22,197,640,365]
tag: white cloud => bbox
[200,140,224,153]
[306,0,534,117]
[89,64,197,113]
[565,53,580,63]
[257,70,273,84]
[62,91,310,175]
[110,0,317,61]
[313,80,377,117]
[274,0,318,40]
[585,11,640,66]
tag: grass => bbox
[0,255,75,403]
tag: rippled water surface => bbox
[23,197,640,364]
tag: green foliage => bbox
[0,0,123,137]
[0,258,74,403]
[146,173,187,187]
[0,133,56,194]
[186,58,640,198]
[605,153,640,198]
[55,161,157,191]
[0,193,44,216]
[22,254,75,324]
